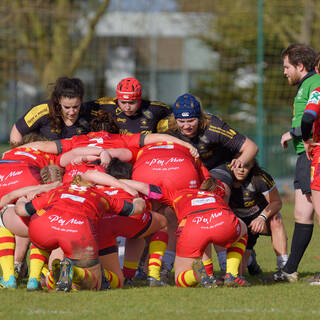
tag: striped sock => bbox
[226,234,248,276]
[73,265,98,290]
[148,231,168,280]
[176,270,198,287]
[46,259,60,290]
[123,260,139,279]
[104,269,120,288]
[29,244,49,281]
[202,258,214,276]
[0,227,15,281]
[46,272,56,290]
[41,263,49,279]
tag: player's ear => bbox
[297,62,305,73]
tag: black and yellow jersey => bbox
[160,114,246,170]
[15,100,94,140]
[229,169,276,219]
[83,97,172,134]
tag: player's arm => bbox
[143,133,199,158]
[101,148,133,167]
[280,131,292,149]
[60,147,132,168]
[10,124,23,147]
[15,187,54,217]
[229,137,258,170]
[120,179,163,199]
[131,198,147,216]
[19,140,58,154]
[81,170,138,197]
[14,197,31,217]
[0,182,61,208]
[250,187,282,234]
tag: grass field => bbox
[1,202,320,320]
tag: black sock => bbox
[283,222,313,274]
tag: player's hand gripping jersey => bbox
[132,142,210,193]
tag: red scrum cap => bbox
[116,77,142,100]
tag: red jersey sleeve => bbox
[305,88,320,117]
[120,133,143,149]
[57,138,74,153]
[29,188,57,211]
[196,158,211,182]
[102,195,135,217]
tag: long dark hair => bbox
[90,110,120,133]
[48,77,85,132]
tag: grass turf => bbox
[1,203,320,320]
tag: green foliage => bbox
[178,0,320,133]
[0,0,110,91]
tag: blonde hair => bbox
[40,165,65,184]
[168,112,211,133]
[71,174,94,187]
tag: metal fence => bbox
[1,0,319,183]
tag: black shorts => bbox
[210,164,233,189]
[240,213,260,250]
[294,152,311,194]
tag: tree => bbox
[176,0,320,131]
[2,0,110,91]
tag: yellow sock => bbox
[29,244,49,281]
[41,263,49,279]
[226,234,248,276]
[73,265,98,290]
[104,269,120,288]
[148,231,168,280]
[0,227,15,281]
[176,270,198,287]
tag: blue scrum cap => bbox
[173,94,201,119]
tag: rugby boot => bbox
[0,275,17,289]
[134,265,148,281]
[123,278,134,288]
[100,270,111,290]
[224,273,251,287]
[263,269,298,284]
[192,259,223,288]
[146,276,167,287]
[56,258,73,292]
[160,264,172,284]
[27,277,42,291]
